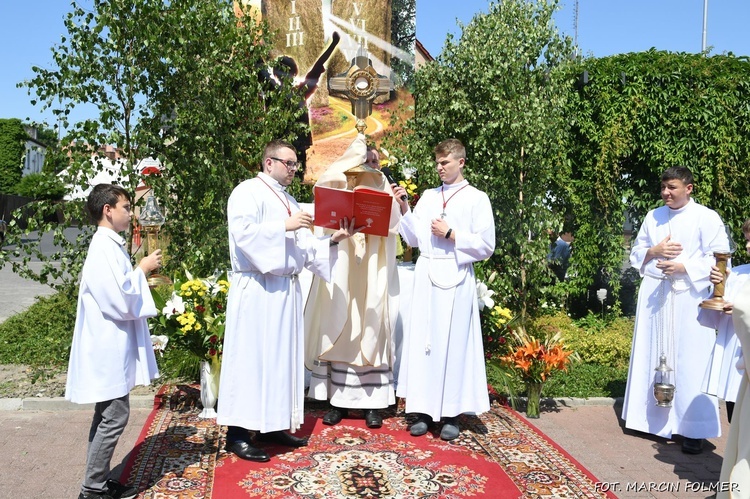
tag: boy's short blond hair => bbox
[742,218,750,235]
[434,138,466,161]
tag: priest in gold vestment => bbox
[305,134,401,428]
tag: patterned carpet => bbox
[122,385,615,498]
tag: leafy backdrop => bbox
[3,0,750,325]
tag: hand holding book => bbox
[314,185,393,237]
[330,216,361,244]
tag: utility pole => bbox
[573,0,579,57]
[701,0,708,52]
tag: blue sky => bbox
[2,1,750,130]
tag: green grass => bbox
[487,360,628,401]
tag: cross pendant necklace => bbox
[440,184,469,218]
[258,176,292,217]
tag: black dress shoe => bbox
[682,437,704,454]
[323,407,348,425]
[257,430,308,447]
[226,440,270,462]
[364,409,382,428]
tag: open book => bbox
[314,185,393,237]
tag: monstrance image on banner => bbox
[235,0,415,181]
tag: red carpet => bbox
[122,385,615,498]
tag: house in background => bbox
[415,39,434,68]
[59,145,157,201]
[22,126,47,176]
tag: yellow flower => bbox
[498,307,513,320]
[154,270,230,362]
[176,311,197,326]
[491,305,514,326]
[398,179,417,196]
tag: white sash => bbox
[424,254,466,289]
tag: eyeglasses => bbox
[270,157,301,171]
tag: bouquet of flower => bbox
[500,325,575,383]
[151,269,229,364]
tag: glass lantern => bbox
[138,195,171,287]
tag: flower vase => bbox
[199,359,221,418]
[525,382,543,419]
[403,246,413,263]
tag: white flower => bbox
[402,164,416,180]
[381,147,398,166]
[476,281,495,311]
[202,270,227,296]
[202,277,220,296]
[162,293,185,318]
[151,335,169,356]
[596,288,608,304]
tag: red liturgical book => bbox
[314,185,393,237]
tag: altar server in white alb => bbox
[391,138,495,441]
[701,218,750,423]
[66,183,162,499]
[623,166,729,455]
[217,139,357,463]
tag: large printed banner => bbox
[236,0,414,180]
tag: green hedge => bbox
[533,311,633,369]
[543,363,629,398]
[0,292,77,366]
[13,172,66,200]
[0,118,25,194]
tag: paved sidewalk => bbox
[0,264,56,323]
[0,396,730,499]
[530,400,729,499]
[0,402,152,498]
